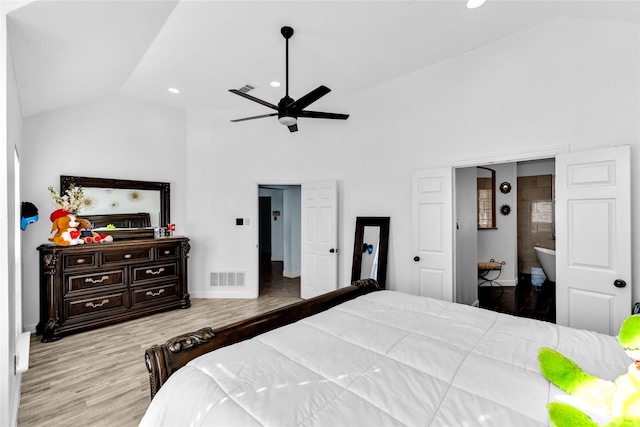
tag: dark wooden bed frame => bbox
[144,278,381,399]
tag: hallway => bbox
[260,260,301,299]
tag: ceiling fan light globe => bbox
[278,116,297,126]
[467,0,486,8]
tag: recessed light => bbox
[168,87,181,94]
[270,81,281,88]
[467,0,486,9]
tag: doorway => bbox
[416,145,631,334]
[258,185,302,298]
[455,158,556,322]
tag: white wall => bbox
[477,162,518,286]
[282,186,301,278]
[455,167,478,305]
[1,1,27,423]
[182,17,638,300]
[185,108,355,297]
[21,92,186,331]
[17,16,639,326]
[342,17,639,297]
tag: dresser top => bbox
[37,236,189,251]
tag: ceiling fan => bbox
[229,26,349,133]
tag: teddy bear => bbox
[76,218,113,244]
[49,208,84,246]
[538,315,640,427]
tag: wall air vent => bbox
[210,272,246,287]
[238,84,255,94]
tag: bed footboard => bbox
[145,279,381,399]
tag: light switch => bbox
[236,218,243,226]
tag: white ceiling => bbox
[7,0,639,118]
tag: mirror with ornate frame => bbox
[60,175,170,229]
[351,216,390,289]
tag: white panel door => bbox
[301,180,338,299]
[412,168,454,301]
[556,145,631,335]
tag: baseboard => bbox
[271,256,284,262]
[192,289,258,299]
[283,270,300,278]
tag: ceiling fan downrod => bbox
[281,26,293,98]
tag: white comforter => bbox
[140,291,629,426]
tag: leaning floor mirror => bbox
[351,216,390,289]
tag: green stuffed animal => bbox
[538,315,640,427]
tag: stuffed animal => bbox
[76,218,113,244]
[538,315,640,427]
[49,209,84,246]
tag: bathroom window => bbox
[477,167,496,229]
[532,201,553,224]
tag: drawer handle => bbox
[146,268,165,275]
[76,259,86,264]
[163,250,171,255]
[146,289,166,297]
[85,275,109,284]
[124,254,132,259]
[85,299,109,308]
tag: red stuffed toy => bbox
[77,218,113,244]
[49,209,84,246]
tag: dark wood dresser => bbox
[36,237,190,342]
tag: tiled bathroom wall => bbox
[517,174,555,276]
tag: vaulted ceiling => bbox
[7,0,638,118]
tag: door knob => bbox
[414,256,420,262]
[329,248,337,253]
[614,279,627,288]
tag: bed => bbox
[142,279,629,426]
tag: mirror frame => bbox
[351,216,390,289]
[60,175,171,227]
[477,166,496,229]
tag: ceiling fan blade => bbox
[289,86,331,111]
[231,113,278,122]
[230,27,346,133]
[297,110,349,120]
[229,89,278,110]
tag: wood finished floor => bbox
[478,274,556,323]
[17,262,301,427]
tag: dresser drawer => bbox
[66,291,126,318]
[131,283,177,305]
[63,252,98,270]
[131,262,177,284]
[156,245,180,259]
[102,247,152,264]
[37,236,190,342]
[65,270,124,293]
